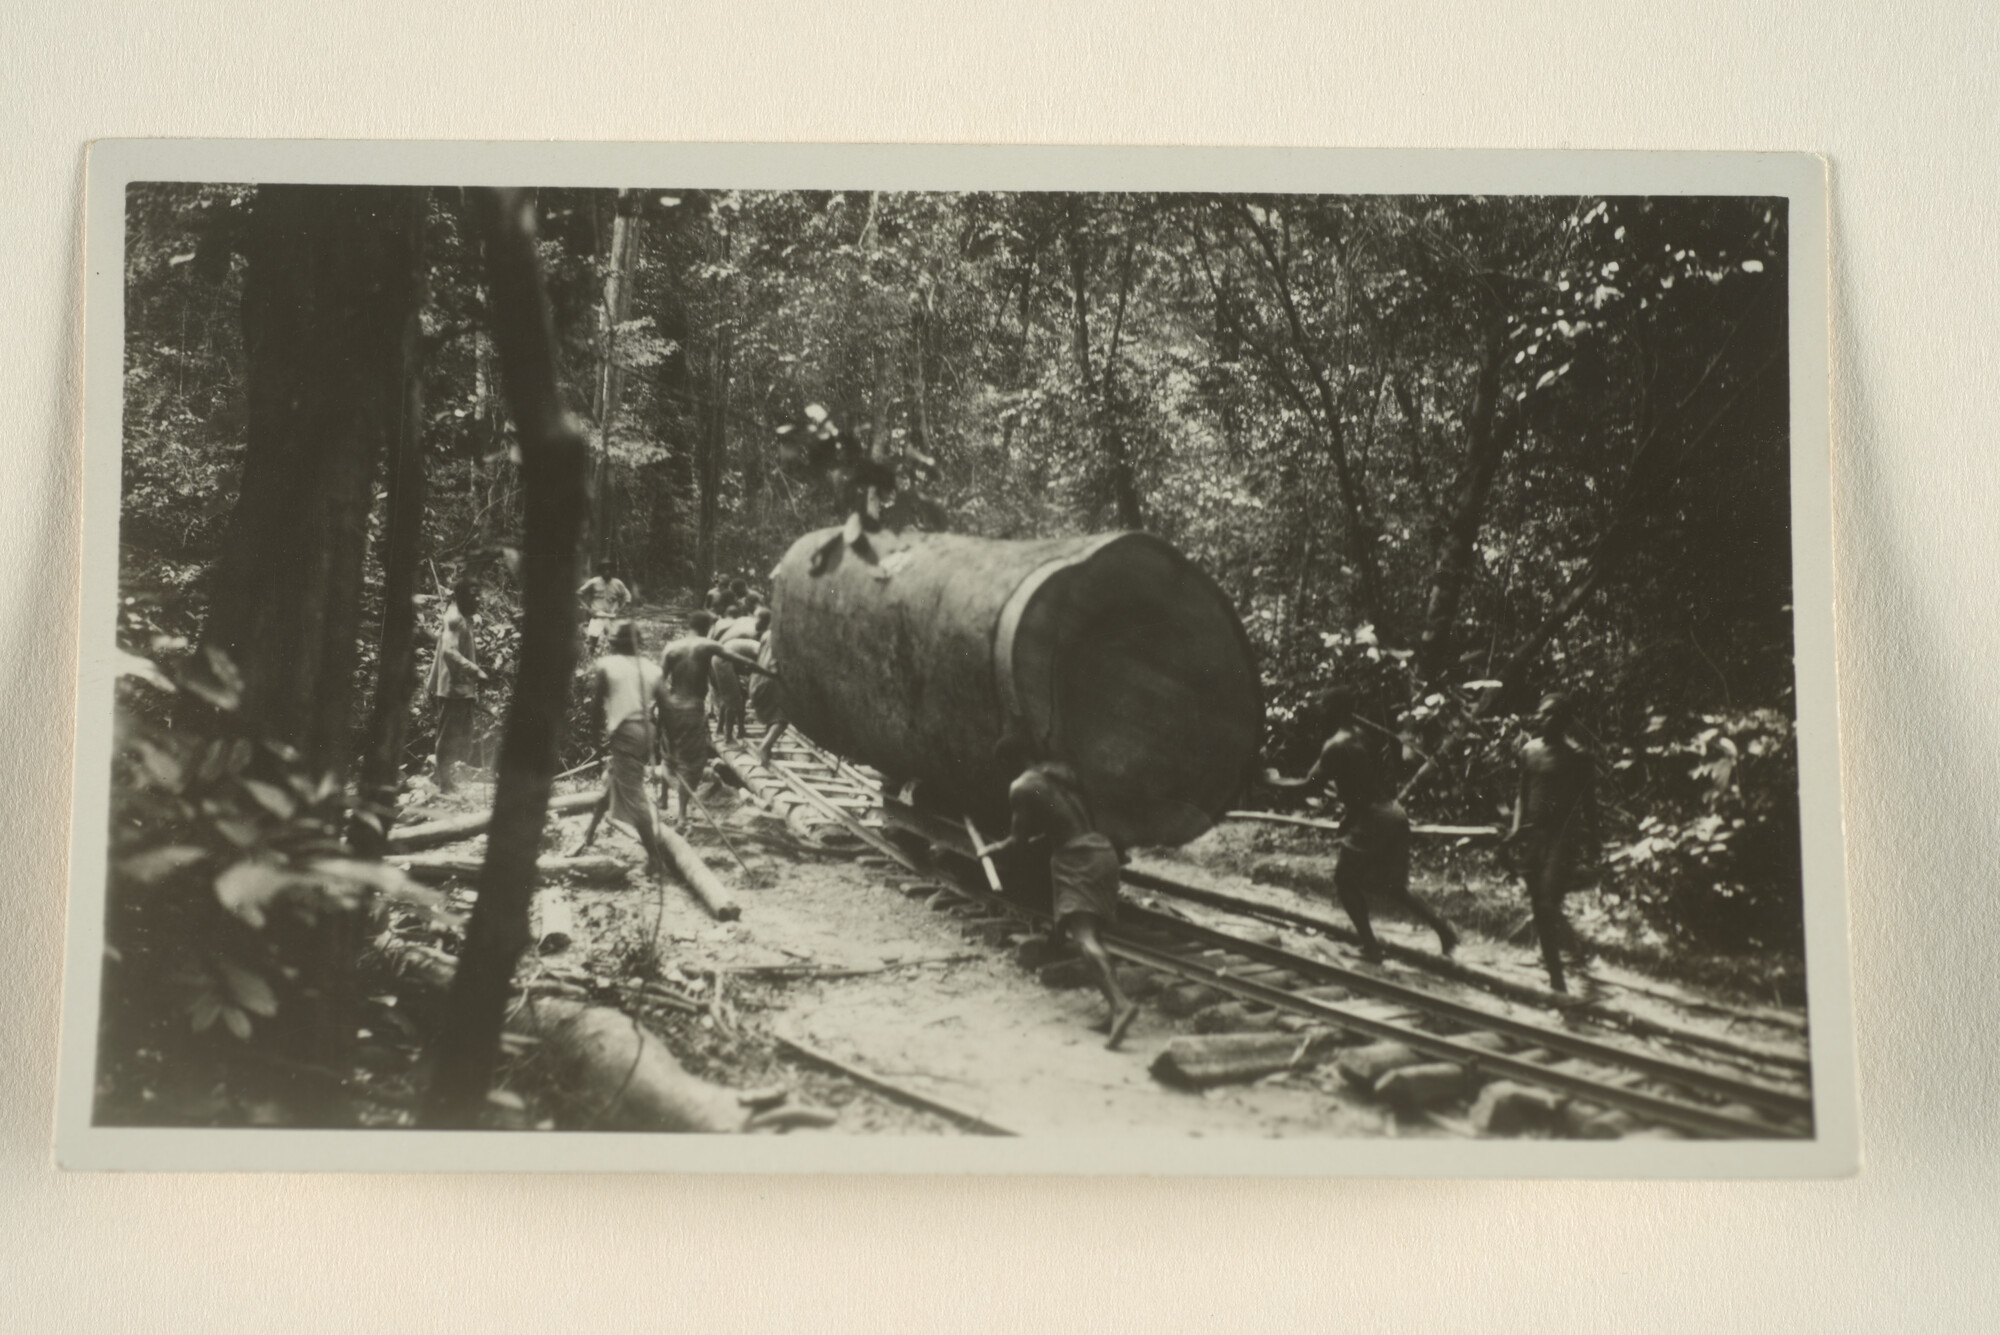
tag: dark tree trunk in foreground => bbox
[203,185,428,779]
[351,220,433,855]
[423,189,592,1127]
[198,185,426,1101]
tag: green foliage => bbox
[1603,707,1802,951]
[101,642,456,1112]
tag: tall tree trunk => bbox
[196,184,427,1114]
[422,188,592,1127]
[694,219,732,591]
[350,216,432,854]
[1416,322,1514,680]
[1217,204,1390,634]
[594,188,644,566]
[1064,209,1145,530]
[202,185,426,777]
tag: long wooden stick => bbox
[962,816,1008,894]
[1226,809,1501,841]
[774,1032,1016,1136]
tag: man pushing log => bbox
[981,746,1139,1050]
[658,610,775,829]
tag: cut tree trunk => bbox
[422,188,592,1129]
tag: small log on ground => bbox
[1374,1062,1470,1111]
[657,823,741,921]
[396,853,629,886]
[1150,1032,1325,1088]
[1469,1080,1567,1136]
[1190,1001,1284,1035]
[531,889,576,954]
[388,790,601,853]
[1335,1040,1426,1089]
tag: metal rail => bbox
[1117,867,1813,1076]
[739,749,1813,1140]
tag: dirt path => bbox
[394,601,1802,1139]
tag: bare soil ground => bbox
[370,604,1805,1139]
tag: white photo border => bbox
[58,140,1854,1177]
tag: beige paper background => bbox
[3,0,1994,1328]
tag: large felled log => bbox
[388,790,601,853]
[773,527,1262,849]
[657,824,741,921]
[370,936,829,1132]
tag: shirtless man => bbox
[577,560,633,656]
[567,622,675,873]
[983,756,1139,1050]
[708,614,762,744]
[1262,687,1458,961]
[657,610,775,828]
[748,623,789,765]
[1504,691,1598,994]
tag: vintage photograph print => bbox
[58,143,1852,1174]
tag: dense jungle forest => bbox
[104,183,1802,1126]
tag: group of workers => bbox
[426,559,1602,1060]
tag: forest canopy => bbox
[117,182,1800,963]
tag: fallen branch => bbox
[396,852,629,885]
[389,790,601,853]
[725,953,983,981]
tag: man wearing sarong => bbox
[984,758,1139,1050]
[1262,687,1458,961]
[1503,691,1598,994]
[426,581,491,795]
[577,560,633,656]
[568,622,674,872]
[658,610,774,829]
